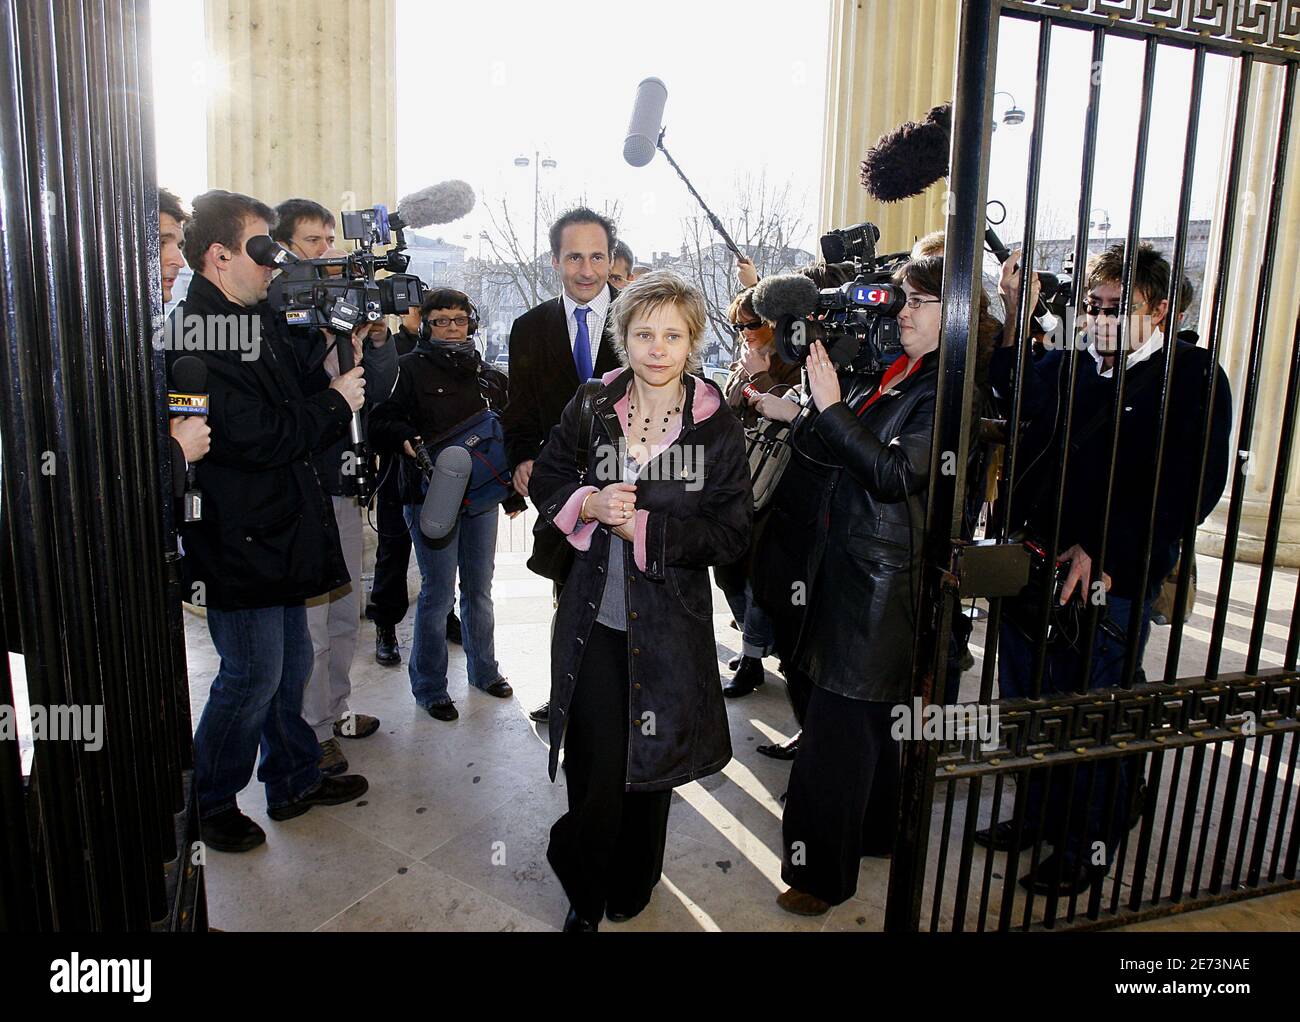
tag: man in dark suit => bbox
[503,207,621,722]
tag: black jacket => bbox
[369,341,526,513]
[270,318,398,497]
[165,274,351,609]
[990,337,1232,600]
[502,286,622,470]
[529,369,752,791]
[756,354,938,703]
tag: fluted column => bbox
[204,0,396,216]
[819,0,960,253]
[1197,61,1300,566]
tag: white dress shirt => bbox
[562,286,610,367]
[1088,329,1165,379]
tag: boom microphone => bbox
[419,445,472,540]
[396,181,476,230]
[752,274,821,323]
[623,76,668,167]
[246,234,300,268]
[860,103,952,203]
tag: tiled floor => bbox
[185,510,1300,932]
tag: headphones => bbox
[419,295,480,342]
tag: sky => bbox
[153,1,1240,265]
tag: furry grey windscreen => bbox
[419,444,473,540]
[623,77,668,167]
[398,180,477,229]
[752,273,821,322]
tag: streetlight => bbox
[1089,207,1111,245]
[991,91,1026,132]
[514,150,557,292]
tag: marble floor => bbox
[183,509,1300,932]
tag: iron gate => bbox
[888,0,1300,931]
[0,0,202,931]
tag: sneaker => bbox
[267,774,370,821]
[334,712,380,739]
[318,737,348,776]
[375,624,400,666]
[201,806,266,853]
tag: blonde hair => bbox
[608,270,709,373]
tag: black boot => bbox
[375,623,400,666]
[201,806,266,853]
[446,611,462,645]
[722,656,765,698]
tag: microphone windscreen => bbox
[246,234,299,268]
[398,180,477,229]
[170,354,208,392]
[623,77,667,167]
[419,445,473,540]
[752,274,821,322]
[860,103,952,202]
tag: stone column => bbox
[819,0,960,252]
[1196,61,1300,566]
[204,0,396,217]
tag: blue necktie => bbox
[573,306,594,381]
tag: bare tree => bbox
[675,172,814,361]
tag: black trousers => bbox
[768,599,812,726]
[781,686,900,905]
[547,623,672,921]
[366,454,411,627]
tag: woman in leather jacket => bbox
[750,255,952,915]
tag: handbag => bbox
[525,380,603,583]
[746,414,795,513]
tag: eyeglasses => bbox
[1084,299,1145,317]
[903,296,941,310]
[733,320,764,332]
[430,315,470,328]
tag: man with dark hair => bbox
[272,197,337,259]
[158,188,209,487]
[981,241,1232,893]
[609,239,636,289]
[371,288,524,720]
[265,195,397,775]
[167,188,370,852]
[502,206,622,722]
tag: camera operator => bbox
[754,255,998,917]
[714,287,800,700]
[979,242,1232,896]
[369,288,524,721]
[168,189,369,853]
[267,197,398,775]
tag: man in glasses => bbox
[982,241,1233,895]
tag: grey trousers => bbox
[303,493,362,742]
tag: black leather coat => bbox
[757,352,937,703]
[529,368,752,791]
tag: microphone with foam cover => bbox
[396,180,477,229]
[752,274,821,322]
[623,77,667,167]
[420,445,472,540]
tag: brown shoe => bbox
[318,737,348,776]
[334,712,380,739]
[776,888,831,916]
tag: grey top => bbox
[596,533,628,630]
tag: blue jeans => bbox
[195,604,323,817]
[405,505,502,707]
[998,593,1152,866]
[718,578,774,659]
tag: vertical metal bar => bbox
[1171,744,1207,901]
[928,781,957,932]
[886,0,999,933]
[952,776,982,931]
[1230,730,1264,889]
[1247,730,1284,886]
[1127,743,1166,907]
[1209,740,1247,893]
[1206,61,1298,679]
[1124,46,1206,685]
[976,772,1006,931]
[1268,732,1298,881]
[1074,33,1159,689]
[1190,737,1225,895]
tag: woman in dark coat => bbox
[750,255,994,914]
[528,271,752,931]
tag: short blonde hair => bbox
[608,270,709,373]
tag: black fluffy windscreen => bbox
[859,103,952,203]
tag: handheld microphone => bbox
[623,77,668,167]
[169,355,208,522]
[752,274,821,322]
[419,445,472,540]
[245,234,301,269]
